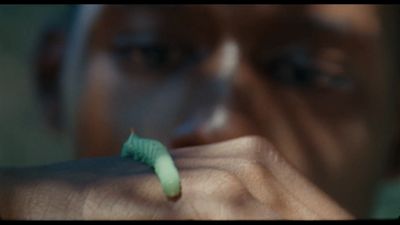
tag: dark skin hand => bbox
[1,137,352,219]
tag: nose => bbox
[168,38,257,149]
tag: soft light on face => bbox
[66,5,396,216]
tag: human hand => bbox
[0,136,353,220]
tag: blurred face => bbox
[74,5,395,214]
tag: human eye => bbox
[256,46,353,91]
[111,32,199,75]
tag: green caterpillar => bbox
[120,130,181,199]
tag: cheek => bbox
[76,54,126,156]
[76,74,118,157]
[76,52,199,155]
[111,74,190,144]
[233,65,373,184]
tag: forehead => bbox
[93,5,381,36]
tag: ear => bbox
[33,24,67,131]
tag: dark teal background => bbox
[0,5,398,219]
[0,5,73,166]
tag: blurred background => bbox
[0,5,73,166]
[0,5,398,219]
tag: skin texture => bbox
[0,5,399,219]
[120,132,181,198]
[0,137,352,219]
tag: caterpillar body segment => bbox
[120,132,181,199]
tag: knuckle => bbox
[237,158,266,177]
[239,135,282,164]
[234,135,274,161]
[240,135,271,148]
